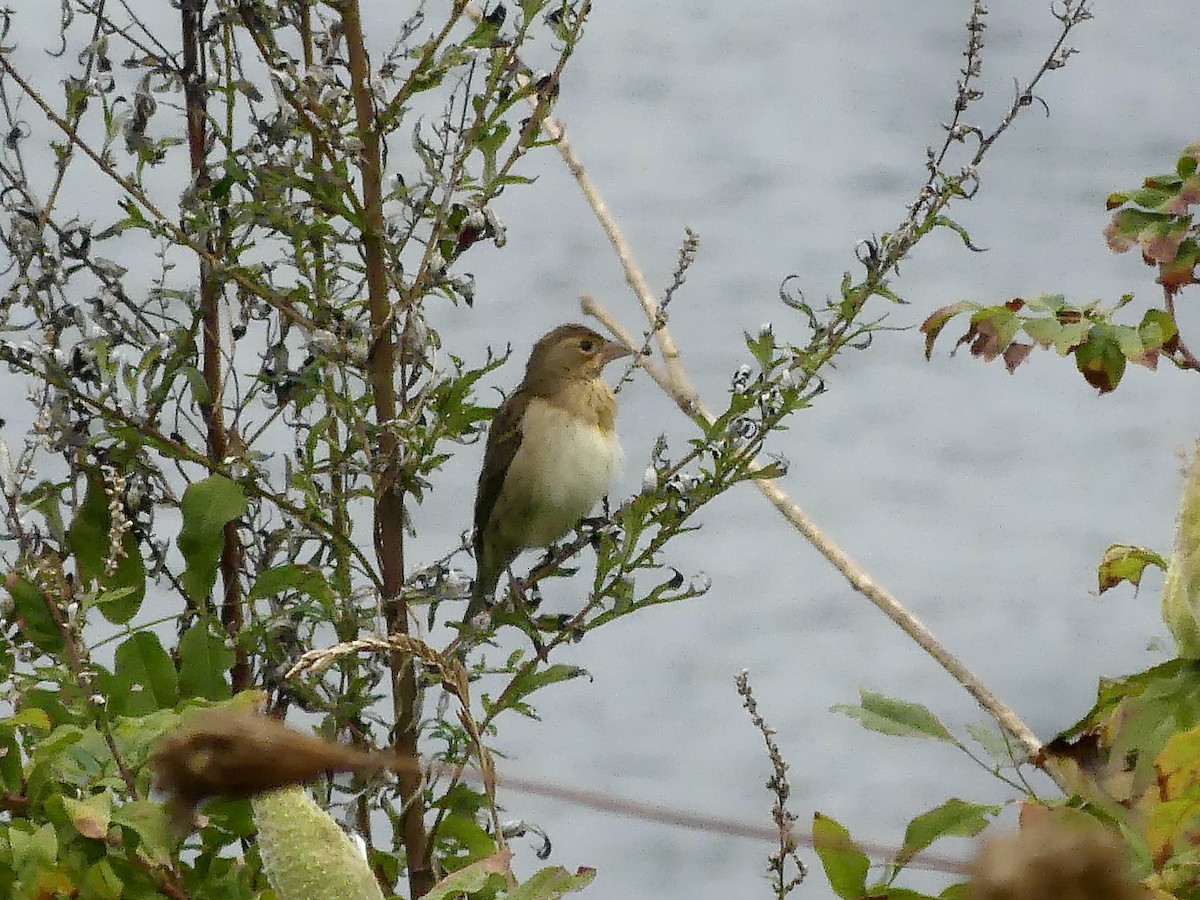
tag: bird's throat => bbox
[541,377,618,431]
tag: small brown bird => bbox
[466,323,632,623]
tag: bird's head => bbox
[524,323,633,386]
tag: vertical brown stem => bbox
[297,4,383,883]
[181,0,249,690]
[339,2,431,895]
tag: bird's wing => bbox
[474,389,529,541]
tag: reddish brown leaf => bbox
[1157,246,1200,297]
[1002,342,1032,372]
[965,309,1018,362]
[1129,349,1160,370]
[920,301,975,360]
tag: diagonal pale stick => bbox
[506,59,1052,775]
[581,293,1046,769]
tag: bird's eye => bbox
[579,339,595,352]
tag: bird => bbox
[465,323,632,625]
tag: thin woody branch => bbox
[180,0,248,691]
[542,48,1073,785]
[338,1,431,896]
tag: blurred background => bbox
[10,1,1200,897]
[425,2,1200,896]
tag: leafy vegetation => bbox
[0,1,1196,899]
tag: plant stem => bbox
[180,0,248,690]
[339,1,431,895]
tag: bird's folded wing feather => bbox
[474,389,529,540]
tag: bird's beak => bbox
[599,340,634,366]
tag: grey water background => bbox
[8,1,1200,898]
[433,3,1200,898]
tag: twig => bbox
[1165,291,1200,372]
[553,31,1068,776]
[461,1,697,411]
[577,301,1033,760]
[339,2,430,895]
[736,670,806,899]
[0,54,322,335]
[613,228,700,395]
[583,265,1047,770]
[180,0,248,691]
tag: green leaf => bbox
[1074,325,1126,394]
[1111,323,1145,359]
[1020,316,1064,350]
[866,889,941,900]
[79,858,125,900]
[896,798,999,867]
[8,821,58,872]
[964,721,1015,769]
[18,689,74,729]
[67,471,146,623]
[1138,308,1177,352]
[1097,544,1168,594]
[0,731,22,791]
[753,459,789,481]
[1178,147,1200,179]
[478,120,513,183]
[203,795,257,840]
[178,475,247,605]
[744,327,777,370]
[520,0,550,20]
[832,690,955,742]
[812,812,870,900]
[932,214,977,250]
[8,577,63,654]
[507,866,597,900]
[1128,186,1177,211]
[108,709,181,771]
[1023,292,1068,313]
[433,805,497,857]
[247,563,334,603]
[1153,723,1200,801]
[1109,207,1168,235]
[425,857,505,900]
[109,632,178,715]
[72,856,125,900]
[1,707,52,733]
[111,798,175,865]
[939,883,970,900]
[183,366,212,406]
[178,622,234,700]
[491,664,591,717]
[24,480,66,543]
[462,16,502,49]
[62,792,113,841]
[30,723,85,760]
[1106,190,1133,210]
[1054,320,1090,355]
[1052,659,1200,792]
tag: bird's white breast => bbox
[497,396,622,549]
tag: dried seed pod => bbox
[150,704,408,832]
